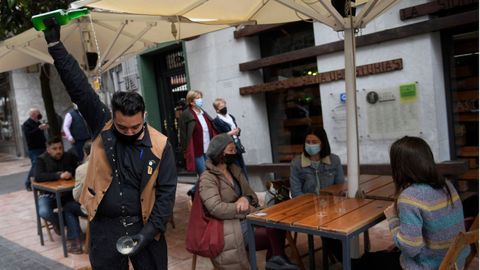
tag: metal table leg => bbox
[323,237,329,270]
[56,191,68,257]
[342,237,351,270]
[364,230,371,252]
[247,220,257,269]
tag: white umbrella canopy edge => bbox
[71,0,400,30]
[0,10,230,74]
[70,0,312,24]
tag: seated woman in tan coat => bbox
[199,134,298,270]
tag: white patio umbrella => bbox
[0,10,229,74]
[71,0,400,197]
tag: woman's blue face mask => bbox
[194,98,203,108]
[305,143,321,156]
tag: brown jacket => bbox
[79,121,167,231]
[199,160,259,270]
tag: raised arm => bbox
[44,24,110,138]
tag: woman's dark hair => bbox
[111,91,145,117]
[303,126,331,158]
[390,136,452,203]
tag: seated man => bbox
[34,136,83,254]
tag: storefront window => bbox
[259,22,321,162]
[443,26,479,183]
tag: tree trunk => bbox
[40,64,61,138]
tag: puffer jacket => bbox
[199,160,259,270]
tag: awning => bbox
[0,10,229,74]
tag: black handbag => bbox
[234,138,246,154]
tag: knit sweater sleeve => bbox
[388,191,425,258]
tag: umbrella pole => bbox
[344,22,362,260]
[344,26,360,198]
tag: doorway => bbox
[153,44,191,173]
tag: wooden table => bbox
[247,194,391,270]
[320,175,396,201]
[32,179,75,257]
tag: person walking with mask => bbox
[212,98,247,176]
[179,90,217,196]
[22,108,48,191]
[44,22,177,269]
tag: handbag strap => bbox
[195,173,222,218]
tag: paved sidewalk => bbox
[0,153,477,270]
[0,235,70,270]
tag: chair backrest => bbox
[469,215,479,232]
[438,229,479,270]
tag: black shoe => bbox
[186,189,195,199]
[266,255,299,270]
[67,239,83,254]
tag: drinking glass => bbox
[336,193,347,214]
[116,236,137,255]
[314,195,328,217]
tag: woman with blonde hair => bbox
[179,90,217,195]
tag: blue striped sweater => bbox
[387,181,469,270]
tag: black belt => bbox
[119,216,141,227]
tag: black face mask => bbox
[37,113,43,120]
[219,107,227,115]
[113,124,144,144]
[224,154,237,165]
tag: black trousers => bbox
[89,216,167,270]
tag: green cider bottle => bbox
[31,8,89,31]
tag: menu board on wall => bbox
[362,83,420,140]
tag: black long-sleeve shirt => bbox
[34,152,78,182]
[48,42,177,233]
[22,118,46,150]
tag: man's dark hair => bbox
[111,91,145,117]
[47,136,63,146]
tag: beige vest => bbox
[79,120,167,226]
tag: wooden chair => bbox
[42,218,54,242]
[439,221,479,270]
[465,215,479,268]
[286,231,305,270]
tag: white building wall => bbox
[11,65,84,154]
[313,1,450,164]
[185,27,272,164]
